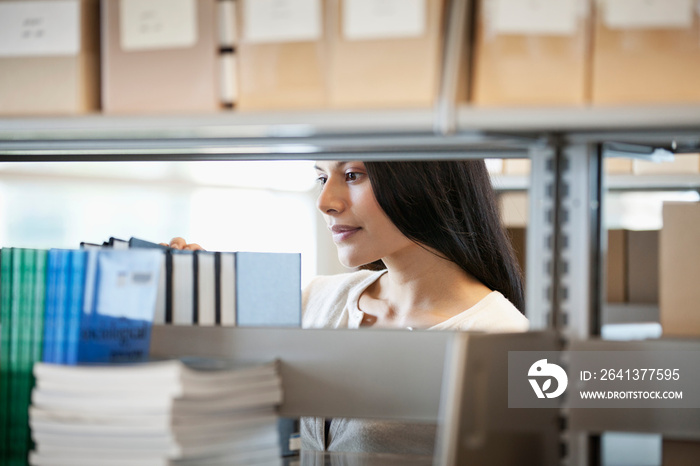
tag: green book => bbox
[0,248,13,461]
[27,250,47,455]
[7,249,23,462]
[17,249,36,463]
[30,250,48,366]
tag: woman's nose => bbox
[316,179,345,215]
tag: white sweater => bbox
[300,270,529,454]
[302,269,529,332]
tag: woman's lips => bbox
[330,225,361,243]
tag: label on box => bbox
[0,1,80,57]
[343,0,426,40]
[489,0,579,36]
[243,0,321,44]
[603,0,694,30]
[120,0,198,51]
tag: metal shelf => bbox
[1,104,699,161]
[457,104,700,134]
[606,174,700,191]
[0,109,540,161]
[493,174,700,192]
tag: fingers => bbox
[167,237,205,251]
[169,237,187,250]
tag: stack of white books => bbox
[28,358,283,466]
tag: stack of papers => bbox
[28,359,283,466]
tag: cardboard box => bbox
[327,0,444,109]
[633,154,700,175]
[101,0,219,114]
[0,0,99,116]
[663,440,700,466]
[626,230,659,304]
[499,191,528,228]
[236,0,327,111]
[604,158,634,175]
[503,159,531,176]
[471,0,590,106]
[591,0,700,104]
[606,229,626,303]
[660,202,700,337]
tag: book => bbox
[8,248,27,460]
[32,424,280,458]
[1,248,50,463]
[124,238,168,324]
[195,251,217,326]
[30,250,48,370]
[28,444,283,466]
[64,250,87,365]
[50,249,71,364]
[0,248,13,460]
[29,406,278,437]
[16,249,37,459]
[231,252,301,327]
[41,249,63,364]
[77,249,163,364]
[170,250,196,325]
[33,358,280,398]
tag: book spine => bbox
[30,250,47,365]
[219,252,236,326]
[214,252,222,325]
[52,250,71,364]
[154,252,166,325]
[42,250,61,364]
[165,250,173,324]
[196,251,217,326]
[193,250,200,324]
[172,251,195,325]
[77,250,98,363]
[65,250,87,365]
[29,249,48,455]
[0,248,13,460]
[7,248,24,461]
[16,249,36,461]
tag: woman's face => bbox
[314,160,415,268]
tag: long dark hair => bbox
[363,160,525,313]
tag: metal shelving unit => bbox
[3,106,699,466]
[2,0,700,462]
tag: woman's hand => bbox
[160,237,205,251]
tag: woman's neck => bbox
[359,244,492,328]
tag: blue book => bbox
[42,250,60,363]
[63,250,87,365]
[44,250,70,364]
[77,249,162,364]
[233,252,301,327]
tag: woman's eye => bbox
[345,172,361,182]
[316,176,327,186]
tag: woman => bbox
[168,159,528,454]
